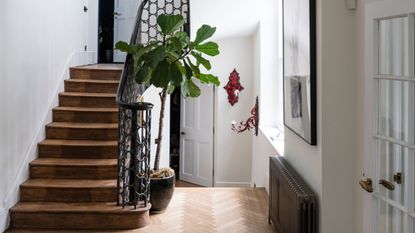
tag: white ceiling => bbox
[190,0,268,40]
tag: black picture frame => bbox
[283,0,317,145]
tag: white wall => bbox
[319,1,357,233]
[190,0,280,189]
[211,36,254,187]
[250,0,281,189]
[191,0,277,41]
[142,86,170,170]
[251,129,279,191]
[88,0,99,53]
[283,0,358,232]
[0,0,98,231]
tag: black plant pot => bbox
[150,174,175,213]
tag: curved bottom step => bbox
[9,202,151,230]
[5,230,149,233]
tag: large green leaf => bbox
[167,84,176,95]
[194,25,216,45]
[157,14,185,35]
[135,64,151,84]
[175,31,190,47]
[185,58,200,76]
[135,42,158,58]
[150,59,183,88]
[170,37,183,55]
[131,43,157,68]
[180,78,200,97]
[191,52,211,70]
[176,61,186,76]
[131,44,144,54]
[146,46,166,69]
[183,61,193,80]
[196,74,209,84]
[181,79,189,97]
[187,79,201,97]
[169,62,183,86]
[133,56,144,77]
[166,51,180,62]
[199,74,220,86]
[115,41,134,54]
[195,42,220,56]
[151,60,170,88]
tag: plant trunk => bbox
[153,87,168,171]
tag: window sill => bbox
[259,127,284,156]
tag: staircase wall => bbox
[0,1,98,231]
[211,36,255,187]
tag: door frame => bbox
[363,1,415,232]
[97,0,115,63]
[179,85,216,187]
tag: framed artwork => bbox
[283,0,317,145]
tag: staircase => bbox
[6,64,151,232]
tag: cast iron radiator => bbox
[269,156,317,233]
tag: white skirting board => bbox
[214,181,251,187]
[0,51,96,232]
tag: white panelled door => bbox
[113,0,141,62]
[180,84,214,187]
[362,1,415,232]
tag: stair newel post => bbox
[145,108,152,206]
[117,107,121,206]
[129,110,138,207]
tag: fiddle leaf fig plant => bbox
[115,14,220,175]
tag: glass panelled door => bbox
[374,15,414,233]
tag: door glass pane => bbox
[379,17,410,76]
[378,201,405,233]
[379,80,410,142]
[378,140,409,206]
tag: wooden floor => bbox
[141,188,275,233]
[8,188,275,233]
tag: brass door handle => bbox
[379,179,395,190]
[359,178,373,193]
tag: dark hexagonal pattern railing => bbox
[116,0,189,208]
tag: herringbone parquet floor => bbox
[9,188,275,233]
[139,187,275,233]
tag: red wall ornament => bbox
[224,69,244,106]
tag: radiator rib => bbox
[269,156,317,233]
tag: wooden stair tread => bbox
[65,79,120,84]
[31,158,117,167]
[59,92,116,97]
[11,202,149,213]
[39,139,117,146]
[5,230,133,233]
[21,179,116,188]
[8,64,151,231]
[72,64,123,71]
[54,106,118,112]
[46,122,117,129]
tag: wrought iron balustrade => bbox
[116,0,190,208]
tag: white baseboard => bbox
[0,51,96,232]
[214,181,251,187]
